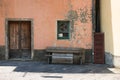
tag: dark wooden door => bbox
[8,21,31,59]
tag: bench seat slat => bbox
[46,50,82,53]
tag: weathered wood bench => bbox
[46,47,85,64]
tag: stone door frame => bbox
[5,18,34,60]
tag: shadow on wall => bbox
[0,61,115,73]
[105,52,114,66]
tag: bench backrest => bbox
[46,47,85,53]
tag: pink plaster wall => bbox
[0,0,92,49]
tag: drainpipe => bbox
[95,0,101,32]
[94,0,105,64]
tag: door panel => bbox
[20,21,31,59]
[8,21,31,59]
[9,21,19,49]
[21,21,31,49]
[9,21,21,58]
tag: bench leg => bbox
[79,57,82,64]
[48,52,52,64]
[48,57,51,64]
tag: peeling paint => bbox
[65,5,92,48]
[78,7,92,23]
[66,10,78,21]
[64,0,92,48]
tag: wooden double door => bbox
[8,21,31,59]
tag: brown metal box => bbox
[94,33,105,64]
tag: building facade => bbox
[0,0,93,62]
[1,0,120,68]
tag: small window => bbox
[57,20,70,39]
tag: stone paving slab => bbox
[0,61,120,80]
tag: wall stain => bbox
[78,7,92,23]
[67,10,78,21]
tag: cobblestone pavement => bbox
[0,61,120,80]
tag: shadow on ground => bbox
[0,61,114,73]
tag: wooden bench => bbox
[46,47,85,64]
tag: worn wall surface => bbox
[0,0,93,61]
